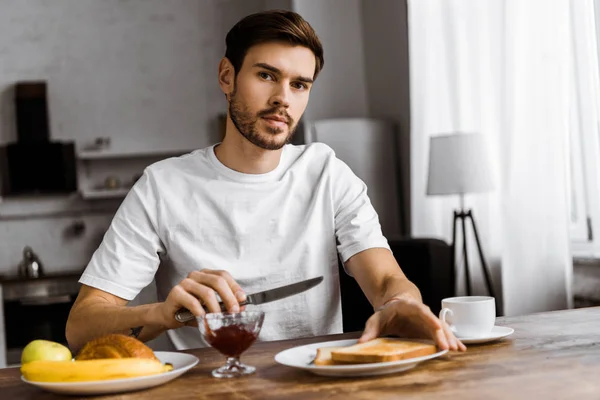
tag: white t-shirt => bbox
[79,142,390,350]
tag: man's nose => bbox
[269,84,291,109]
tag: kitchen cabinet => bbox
[77,148,194,200]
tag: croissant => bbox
[75,334,158,361]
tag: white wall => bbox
[0,208,114,276]
[264,0,293,10]
[0,0,266,152]
[0,0,267,276]
[292,0,369,120]
[361,0,411,235]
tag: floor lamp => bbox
[426,133,496,298]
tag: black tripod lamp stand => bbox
[427,133,496,297]
[451,195,495,297]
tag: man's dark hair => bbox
[225,10,324,79]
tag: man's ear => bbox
[218,57,235,99]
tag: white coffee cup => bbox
[439,296,496,339]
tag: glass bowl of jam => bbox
[198,311,265,378]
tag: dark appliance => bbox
[0,81,77,196]
[1,274,80,366]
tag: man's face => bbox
[225,42,316,150]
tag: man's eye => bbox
[292,82,307,90]
[259,72,273,80]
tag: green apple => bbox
[21,340,72,364]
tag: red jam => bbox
[205,325,259,357]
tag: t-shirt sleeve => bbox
[332,157,391,266]
[79,169,165,301]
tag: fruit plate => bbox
[21,351,199,396]
[274,339,448,377]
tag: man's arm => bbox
[66,285,167,353]
[66,269,247,354]
[329,155,464,351]
[344,247,421,310]
[345,248,466,351]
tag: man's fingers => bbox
[205,270,247,303]
[366,299,468,352]
[421,307,466,351]
[416,303,443,331]
[449,329,466,352]
[438,320,466,351]
[188,271,240,313]
[358,312,382,343]
[433,327,450,350]
[440,322,457,350]
[180,278,222,313]
[171,285,205,319]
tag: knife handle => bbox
[174,308,197,323]
[174,300,250,323]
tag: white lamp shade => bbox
[427,133,494,195]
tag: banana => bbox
[21,358,173,383]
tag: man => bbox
[66,10,465,353]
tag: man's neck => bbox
[214,118,284,174]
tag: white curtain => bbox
[408,0,576,316]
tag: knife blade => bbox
[174,276,324,323]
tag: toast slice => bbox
[330,338,437,364]
[313,346,346,366]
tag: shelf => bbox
[77,148,194,160]
[79,188,130,200]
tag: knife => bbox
[174,276,324,323]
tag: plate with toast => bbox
[274,338,448,377]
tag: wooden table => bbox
[2,307,600,399]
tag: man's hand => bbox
[358,297,467,352]
[157,269,246,329]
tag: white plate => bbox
[274,339,448,377]
[458,326,515,344]
[21,351,199,396]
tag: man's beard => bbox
[228,89,297,150]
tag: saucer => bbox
[457,325,514,344]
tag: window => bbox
[569,0,600,257]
